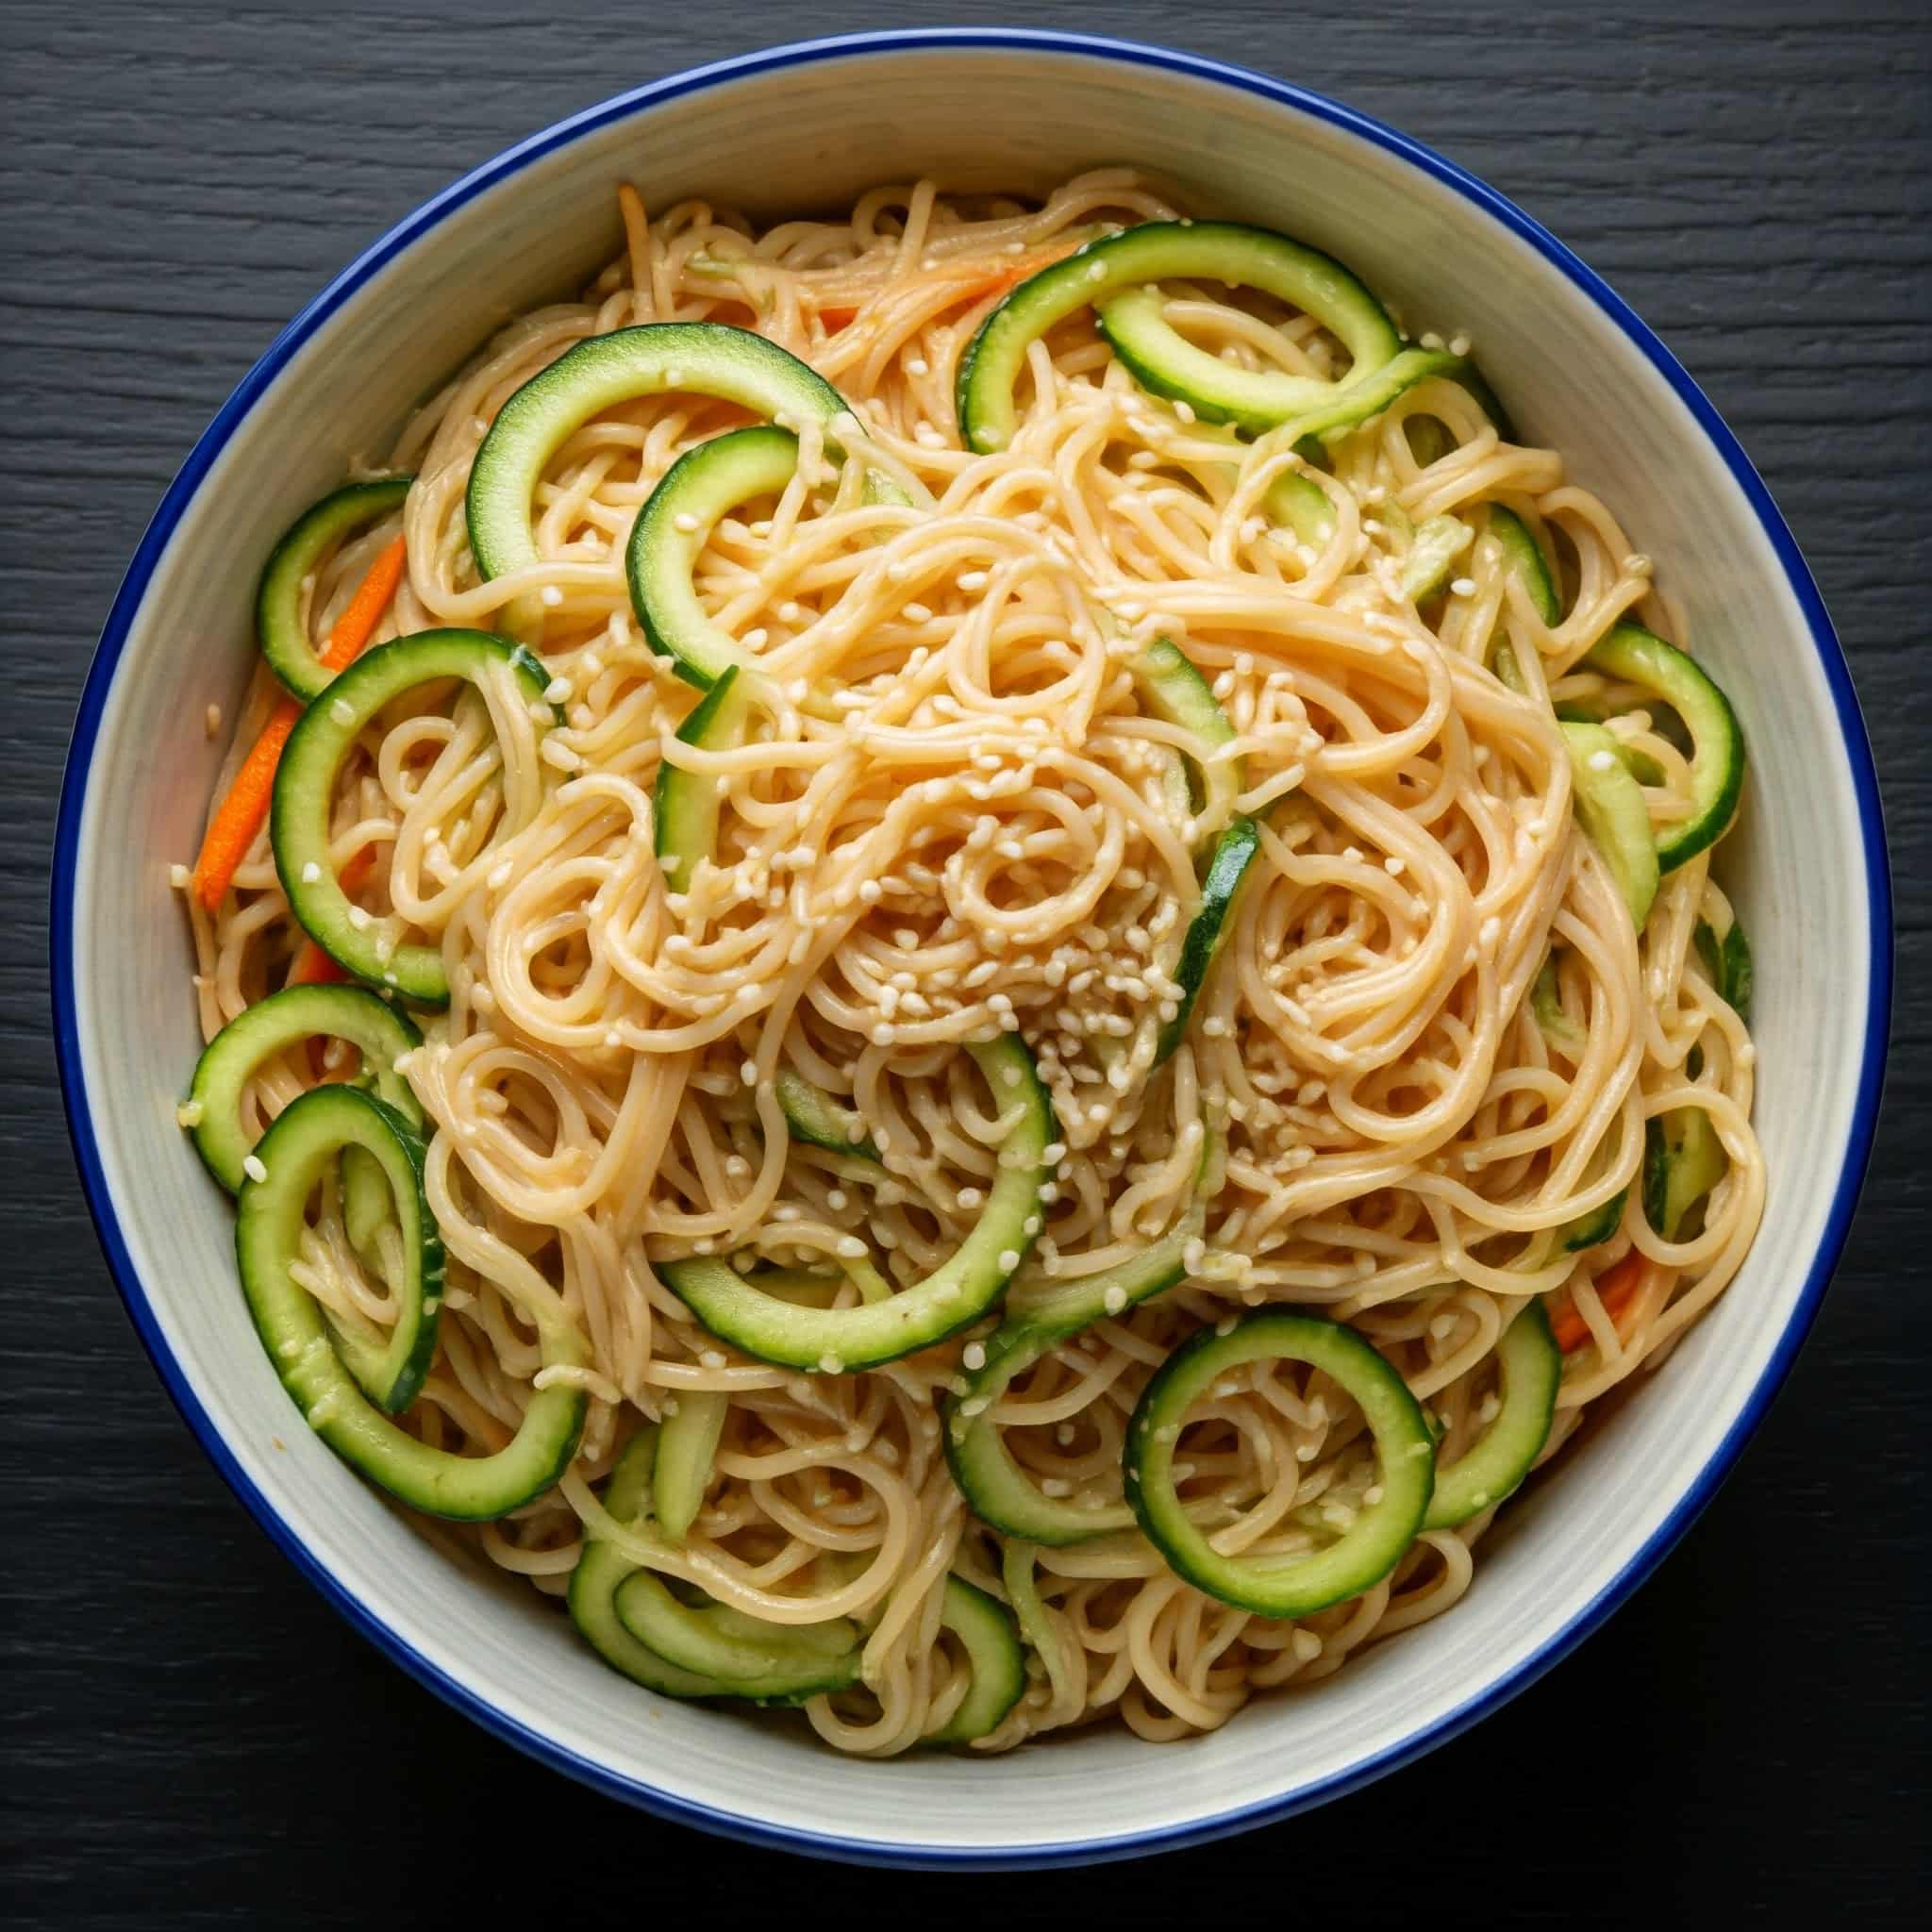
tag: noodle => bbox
[179,169,1764,1753]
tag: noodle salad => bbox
[174,169,1761,1753]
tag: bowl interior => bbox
[61,37,1877,1863]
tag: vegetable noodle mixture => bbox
[175,169,1762,1753]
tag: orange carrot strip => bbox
[318,534,408,673]
[1550,1250,1649,1354]
[192,698,301,912]
[192,541,404,915]
[289,942,352,990]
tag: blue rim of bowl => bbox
[51,26,1891,1871]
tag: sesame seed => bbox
[962,1342,987,1371]
[242,1155,268,1184]
[1450,577,1476,597]
[300,861,321,884]
[997,1249,1022,1272]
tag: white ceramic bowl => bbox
[55,28,1889,1868]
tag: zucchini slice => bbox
[1423,1304,1560,1528]
[653,1390,729,1542]
[184,984,422,1192]
[1558,1184,1628,1253]
[944,1227,1198,1543]
[1264,468,1337,548]
[1155,815,1259,1065]
[1694,915,1754,1022]
[467,323,851,584]
[1644,1107,1726,1240]
[1398,514,1473,605]
[234,1084,440,1416]
[1124,1310,1433,1618]
[774,1066,879,1161]
[257,478,413,700]
[236,1084,588,1509]
[1582,624,1745,873]
[1123,637,1256,1065]
[569,1430,850,1704]
[1275,345,1488,447]
[1128,635,1241,836]
[569,1434,731,1700]
[958,221,1401,453]
[1562,721,1660,929]
[925,1577,1025,1744]
[627,422,800,693]
[271,629,557,1007]
[614,1568,861,1699]
[1487,506,1560,626]
[1530,952,1582,1051]
[658,1037,1055,1371]
[341,1144,392,1259]
[654,664,747,891]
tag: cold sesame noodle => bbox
[180,169,1763,1755]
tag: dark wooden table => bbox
[4,2,1925,1919]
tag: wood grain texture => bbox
[3,0,1925,1920]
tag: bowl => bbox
[53,27,1890,1868]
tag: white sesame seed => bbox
[242,1155,268,1184]
[1450,576,1476,597]
[962,1341,987,1371]
[998,1249,1022,1272]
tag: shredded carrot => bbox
[1550,1251,1649,1354]
[191,541,405,914]
[192,699,301,912]
[318,534,408,673]
[289,942,352,990]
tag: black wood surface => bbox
[4,1,1926,1920]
